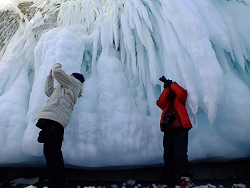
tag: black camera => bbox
[159,75,167,83]
[161,112,176,130]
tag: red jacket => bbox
[156,83,192,131]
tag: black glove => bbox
[166,79,172,86]
[159,75,168,83]
[163,79,173,88]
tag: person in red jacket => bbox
[156,76,193,188]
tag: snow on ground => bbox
[4,177,248,188]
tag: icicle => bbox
[120,10,137,77]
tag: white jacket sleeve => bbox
[52,63,76,89]
[45,75,54,97]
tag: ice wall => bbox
[0,0,250,168]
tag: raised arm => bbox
[52,63,76,89]
[45,70,54,97]
[156,87,171,110]
[170,83,187,104]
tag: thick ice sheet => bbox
[0,0,250,167]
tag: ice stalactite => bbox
[0,0,250,167]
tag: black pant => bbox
[161,128,193,186]
[43,119,65,188]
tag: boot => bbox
[180,176,192,188]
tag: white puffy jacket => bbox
[37,63,83,128]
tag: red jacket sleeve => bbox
[156,87,171,110]
[170,83,187,104]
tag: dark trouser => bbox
[162,128,193,186]
[43,119,65,188]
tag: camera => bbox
[161,112,176,130]
[159,75,167,83]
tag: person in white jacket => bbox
[36,63,84,188]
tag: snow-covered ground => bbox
[5,177,249,188]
